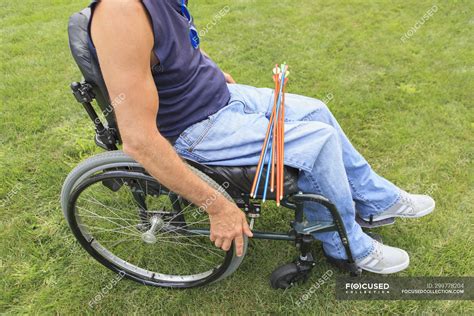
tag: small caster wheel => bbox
[270,263,308,289]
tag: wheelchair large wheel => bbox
[61,151,247,288]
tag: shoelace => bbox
[372,240,384,261]
[398,191,416,214]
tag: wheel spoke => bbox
[83,196,137,228]
[154,217,209,238]
[77,207,140,236]
[80,213,142,222]
[81,223,141,235]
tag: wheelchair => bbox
[62,7,390,289]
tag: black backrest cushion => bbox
[68,8,119,132]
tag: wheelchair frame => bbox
[69,81,363,287]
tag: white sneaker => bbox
[362,190,435,222]
[357,240,409,274]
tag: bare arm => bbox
[91,0,251,255]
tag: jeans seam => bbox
[179,132,192,145]
[355,241,375,260]
[284,109,323,123]
[300,108,323,121]
[304,171,323,199]
[284,158,311,172]
[332,233,344,258]
[227,85,257,115]
[187,119,214,153]
[348,177,383,211]
[347,178,368,203]
[177,148,208,163]
[236,100,252,114]
[304,170,346,258]
[379,190,401,212]
[361,189,401,215]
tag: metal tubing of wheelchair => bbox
[188,229,295,241]
[251,231,295,241]
[295,201,304,223]
[70,82,106,132]
[82,102,106,132]
[288,193,356,263]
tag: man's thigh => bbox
[283,92,330,122]
[174,99,269,165]
[174,93,335,172]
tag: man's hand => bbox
[223,72,236,84]
[208,198,253,256]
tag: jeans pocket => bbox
[187,119,214,152]
[175,115,215,154]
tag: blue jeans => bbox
[174,84,400,260]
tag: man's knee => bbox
[309,101,333,123]
[316,124,341,150]
[317,123,337,139]
[286,121,339,157]
[315,100,333,119]
[286,93,331,121]
[301,122,339,148]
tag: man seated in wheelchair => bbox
[80,0,435,276]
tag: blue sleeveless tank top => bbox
[89,0,230,138]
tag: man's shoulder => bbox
[95,0,145,14]
[91,0,154,51]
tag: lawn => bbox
[1,0,473,314]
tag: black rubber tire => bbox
[270,263,300,289]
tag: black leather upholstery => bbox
[68,8,120,136]
[188,161,300,199]
[68,7,300,199]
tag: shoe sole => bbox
[361,201,435,222]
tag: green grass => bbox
[1,0,473,314]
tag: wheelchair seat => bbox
[68,7,300,200]
[187,161,300,199]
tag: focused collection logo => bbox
[344,282,390,294]
[336,277,472,300]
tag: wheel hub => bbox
[141,215,165,244]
